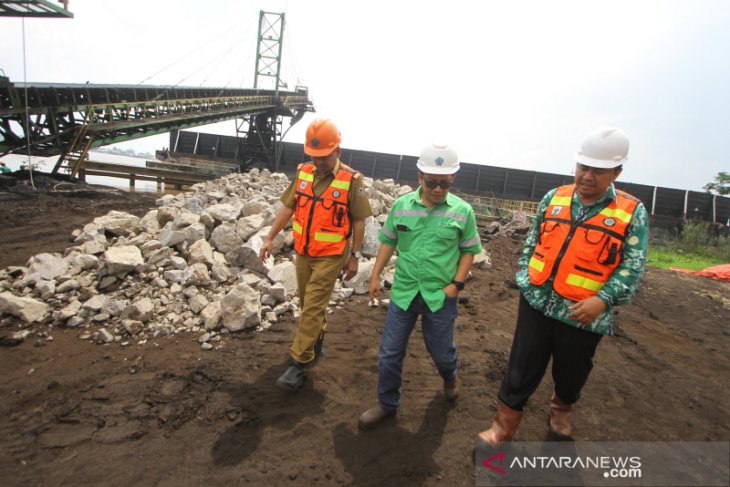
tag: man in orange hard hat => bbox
[260,118,373,390]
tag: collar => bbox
[572,183,617,207]
[412,186,454,208]
[313,160,340,178]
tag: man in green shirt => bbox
[477,127,649,448]
[0,161,11,174]
[359,143,483,431]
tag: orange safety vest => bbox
[528,184,640,301]
[292,162,355,257]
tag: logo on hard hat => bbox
[435,157,444,166]
[604,218,616,227]
[310,138,320,147]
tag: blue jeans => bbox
[377,293,459,411]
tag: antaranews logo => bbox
[507,454,642,478]
[483,451,642,476]
[478,447,643,484]
[476,441,728,487]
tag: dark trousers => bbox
[498,294,603,411]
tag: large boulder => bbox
[104,246,144,276]
[27,253,69,281]
[0,291,49,322]
[220,284,261,331]
[93,211,140,236]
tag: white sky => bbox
[2,0,729,192]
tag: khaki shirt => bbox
[280,160,373,221]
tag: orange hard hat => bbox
[304,118,341,157]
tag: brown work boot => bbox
[476,402,524,448]
[548,393,573,439]
[358,405,396,431]
[444,377,460,402]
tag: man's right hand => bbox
[259,238,273,262]
[368,277,381,305]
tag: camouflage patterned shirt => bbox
[515,184,649,335]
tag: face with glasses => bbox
[418,172,455,207]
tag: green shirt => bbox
[379,188,483,313]
[0,165,11,174]
[515,184,649,335]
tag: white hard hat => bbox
[416,143,460,175]
[575,126,629,169]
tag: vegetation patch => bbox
[648,221,730,270]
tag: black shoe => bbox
[276,362,306,391]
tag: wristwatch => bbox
[351,251,364,259]
[451,279,465,291]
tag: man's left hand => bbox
[568,296,606,326]
[442,283,459,298]
[342,255,359,281]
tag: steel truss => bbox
[0,76,313,173]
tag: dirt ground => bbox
[0,178,729,487]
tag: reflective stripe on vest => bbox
[292,162,355,257]
[528,184,639,301]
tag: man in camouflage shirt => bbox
[477,127,649,447]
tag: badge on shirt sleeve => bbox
[551,206,563,216]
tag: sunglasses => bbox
[422,178,452,189]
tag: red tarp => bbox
[670,264,730,282]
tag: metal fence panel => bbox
[217,136,238,159]
[686,191,714,222]
[399,156,420,187]
[370,152,401,181]
[475,166,509,195]
[196,133,219,158]
[533,173,572,199]
[504,168,536,199]
[279,142,304,172]
[453,163,481,193]
[343,150,376,176]
[654,187,686,217]
[716,196,730,224]
[175,131,197,153]
[615,182,655,211]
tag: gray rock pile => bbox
[0,171,491,348]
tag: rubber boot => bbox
[477,402,524,448]
[548,393,573,439]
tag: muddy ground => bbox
[0,177,728,487]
